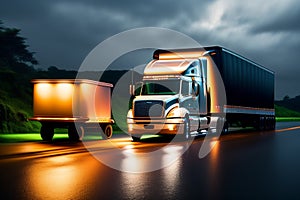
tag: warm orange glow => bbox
[167,124,176,131]
[77,83,111,121]
[207,139,220,189]
[35,83,53,99]
[276,126,300,133]
[206,58,226,113]
[34,82,74,117]
[27,153,101,199]
[157,51,203,60]
[32,79,112,122]
[56,83,73,100]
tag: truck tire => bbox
[184,116,191,140]
[222,121,229,134]
[255,116,265,131]
[68,124,84,141]
[104,124,113,139]
[271,117,276,130]
[40,124,54,141]
[132,136,141,142]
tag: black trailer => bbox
[204,46,275,130]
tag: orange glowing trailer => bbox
[30,79,114,141]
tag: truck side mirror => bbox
[129,84,135,96]
[130,82,143,96]
[192,81,199,97]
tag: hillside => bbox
[275,96,300,114]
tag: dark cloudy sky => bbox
[1,0,300,99]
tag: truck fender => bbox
[166,107,189,119]
[209,116,226,134]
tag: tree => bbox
[0,21,38,70]
[283,95,290,101]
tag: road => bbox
[1,122,300,199]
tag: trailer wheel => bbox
[184,116,191,140]
[271,117,276,130]
[255,116,265,131]
[260,116,266,131]
[104,124,113,139]
[222,121,229,134]
[40,124,54,141]
[68,124,84,141]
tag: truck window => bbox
[181,80,190,96]
[141,80,180,95]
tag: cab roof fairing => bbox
[143,59,202,77]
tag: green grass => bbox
[276,117,300,122]
[275,104,300,117]
[0,133,68,143]
[0,133,107,143]
[274,105,300,122]
[0,128,123,143]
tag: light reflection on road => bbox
[83,135,190,173]
[120,144,183,199]
[27,153,100,199]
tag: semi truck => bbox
[30,79,114,141]
[127,46,275,141]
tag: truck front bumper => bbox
[127,118,185,135]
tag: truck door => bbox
[179,79,200,132]
[180,80,198,114]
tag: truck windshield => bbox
[141,80,180,95]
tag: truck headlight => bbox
[127,109,134,123]
[127,109,133,118]
[167,107,182,118]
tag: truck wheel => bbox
[271,117,276,130]
[260,116,266,131]
[222,121,229,134]
[77,125,85,140]
[68,124,84,141]
[104,124,113,139]
[40,124,54,141]
[184,116,191,140]
[255,116,265,131]
[132,136,141,142]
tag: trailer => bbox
[30,79,114,141]
[127,46,275,141]
[203,46,275,130]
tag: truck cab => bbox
[127,56,210,141]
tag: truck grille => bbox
[134,100,164,118]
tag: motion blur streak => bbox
[276,126,300,133]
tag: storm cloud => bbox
[1,0,300,99]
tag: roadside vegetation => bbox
[275,105,300,122]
